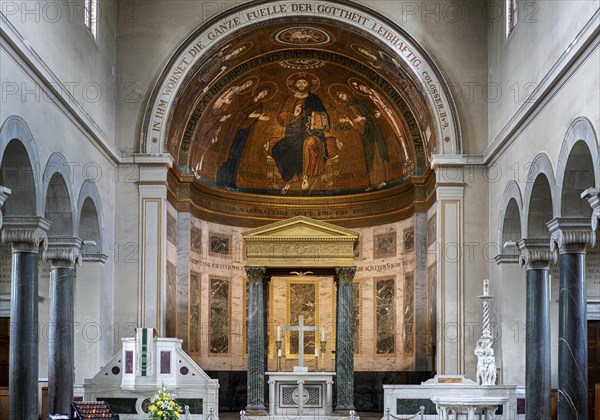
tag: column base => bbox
[334,407,356,415]
[245,405,268,416]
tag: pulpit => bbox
[83,329,219,419]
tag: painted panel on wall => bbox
[375,278,395,354]
[166,261,177,337]
[286,280,318,357]
[427,264,437,356]
[167,213,177,245]
[373,232,397,259]
[403,274,415,354]
[209,278,230,354]
[189,272,202,354]
[191,227,202,254]
[427,215,436,248]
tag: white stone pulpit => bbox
[84,333,219,419]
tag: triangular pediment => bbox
[243,217,358,268]
[243,216,358,240]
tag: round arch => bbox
[497,180,524,246]
[41,152,77,237]
[0,115,42,216]
[76,180,105,256]
[522,153,557,238]
[139,0,461,157]
[555,117,599,217]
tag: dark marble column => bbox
[548,218,595,420]
[263,274,271,403]
[518,239,554,420]
[45,238,82,415]
[245,266,267,414]
[0,216,50,420]
[335,267,356,413]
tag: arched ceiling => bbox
[152,0,458,226]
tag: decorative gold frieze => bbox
[243,216,359,268]
[167,167,435,228]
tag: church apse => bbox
[165,20,438,228]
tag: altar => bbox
[266,372,335,417]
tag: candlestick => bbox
[475,293,496,385]
[320,340,326,371]
[277,326,281,341]
[314,348,319,371]
[321,326,325,341]
[483,279,489,296]
[276,338,282,372]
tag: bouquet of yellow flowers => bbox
[147,385,183,419]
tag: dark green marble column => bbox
[518,239,553,420]
[335,267,356,413]
[548,218,595,420]
[245,267,267,414]
[1,217,50,420]
[45,238,81,415]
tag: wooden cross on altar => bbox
[284,315,318,369]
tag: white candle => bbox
[315,348,319,357]
[278,349,282,357]
[483,279,489,296]
[321,327,325,341]
[277,326,281,341]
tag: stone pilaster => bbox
[44,238,82,415]
[494,245,524,387]
[0,186,11,228]
[518,238,555,420]
[246,267,267,414]
[1,216,50,420]
[434,181,464,375]
[135,153,173,335]
[547,218,595,420]
[335,266,356,413]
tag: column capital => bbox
[1,216,50,252]
[582,188,600,231]
[44,237,82,268]
[517,238,556,269]
[335,267,356,284]
[0,186,11,228]
[547,217,596,254]
[245,266,267,283]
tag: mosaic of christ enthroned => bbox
[169,22,435,197]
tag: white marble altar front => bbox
[431,396,509,420]
[383,376,521,420]
[266,372,335,417]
